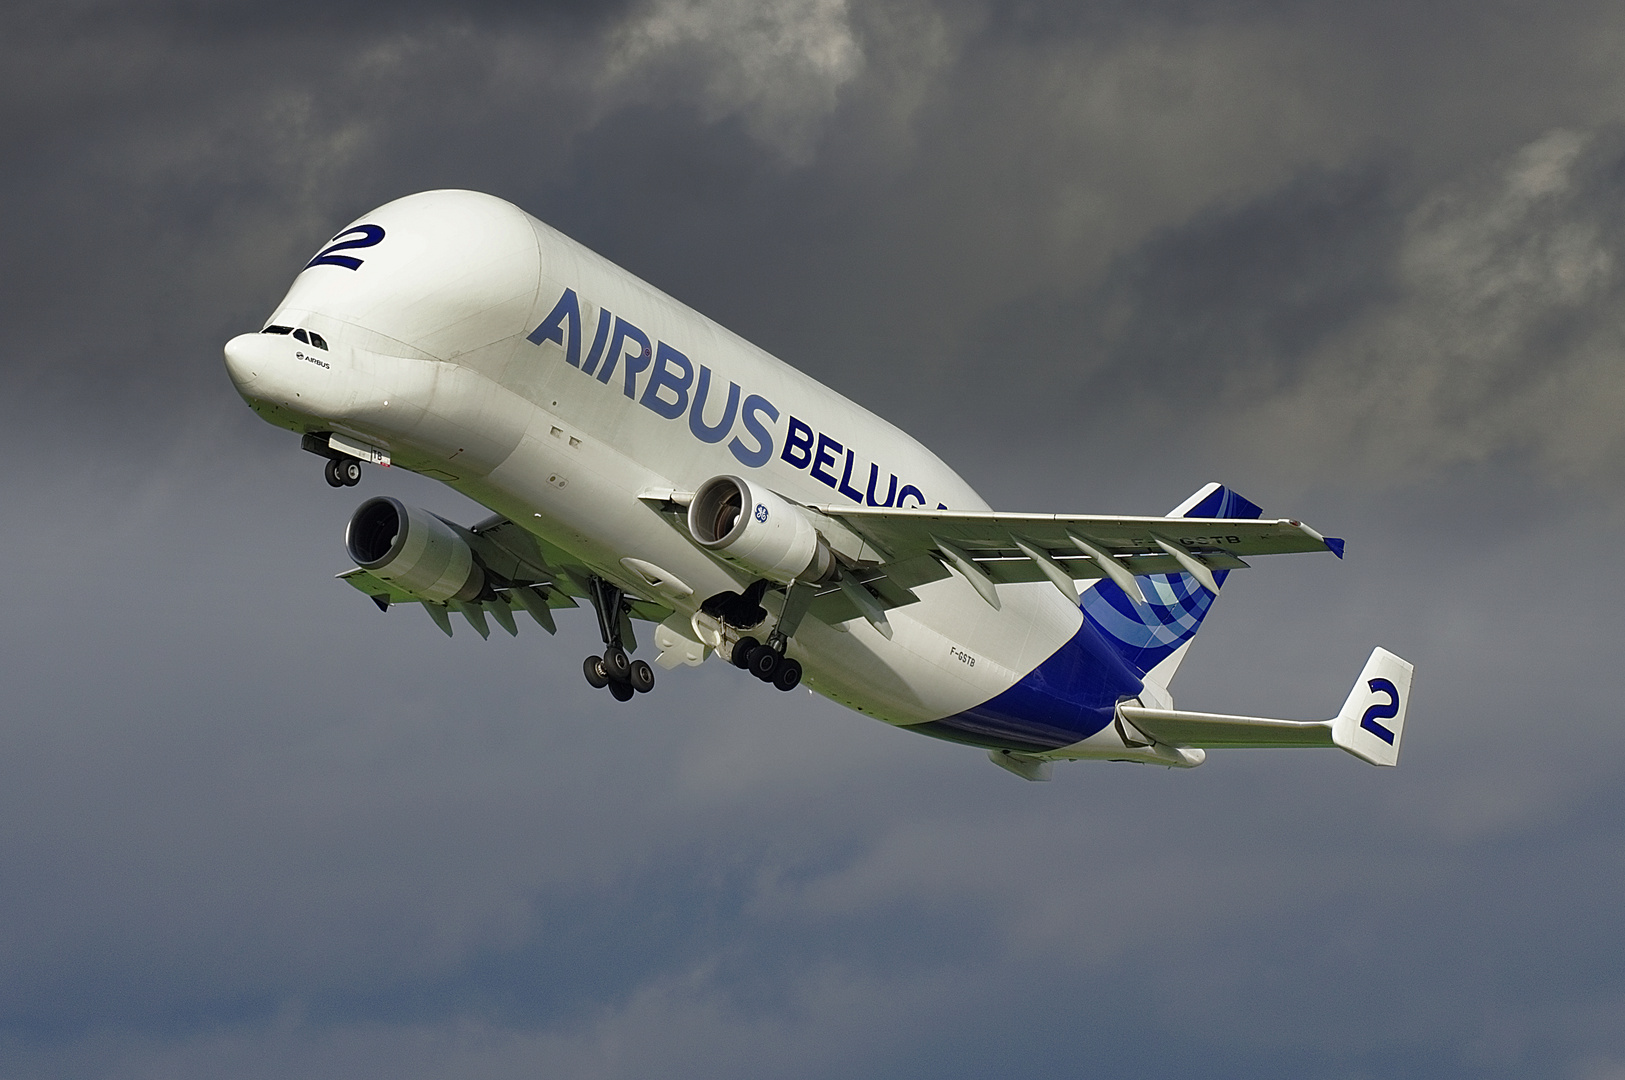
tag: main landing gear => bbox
[711,577,816,693]
[581,576,654,702]
[731,633,802,692]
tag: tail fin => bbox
[1331,648,1415,766]
[1112,645,1416,767]
[1081,482,1262,685]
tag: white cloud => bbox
[1230,127,1625,485]
[603,0,864,162]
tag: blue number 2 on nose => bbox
[305,224,386,271]
[1360,678,1400,744]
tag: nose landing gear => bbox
[582,576,654,701]
[306,433,363,487]
[323,456,362,487]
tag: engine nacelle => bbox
[345,496,484,603]
[688,475,834,583]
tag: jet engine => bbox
[688,475,834,583]
[345,496,485,603]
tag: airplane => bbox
[222,189,1413,780]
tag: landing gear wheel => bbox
[629,659,655,693]
[732,636,760,670]
[772,658,802,692]
[338,457,362,486]
[323,458,345,487]
[747,645,781,681]
[583,655,609,689]
[608,679,635,702]
[603,646,631,681]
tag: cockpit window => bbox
[261,324,327,348]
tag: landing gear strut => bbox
[582,575,653,701]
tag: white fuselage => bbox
[223,190,1103,742]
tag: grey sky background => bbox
[3,1,1625,1077]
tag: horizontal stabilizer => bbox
[1116,647,1414,767]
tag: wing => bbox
[801,503,1342,611]
[639,488,1343,632]
[809,505,1340,570]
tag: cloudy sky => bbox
[5,1,1625,1076]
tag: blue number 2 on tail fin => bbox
[1360,678,1401,744]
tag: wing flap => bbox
[804,564,924,625]
[338,567,420,605]
[467,515,562,587]
[974,549,1249,585]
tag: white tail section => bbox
[1112,646,1416,767]
[1330,648,1414,766]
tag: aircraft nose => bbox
[223,332,272,393]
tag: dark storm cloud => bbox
[6,1,1625,1077]
[953,163,1403,424]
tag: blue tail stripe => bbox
[923,484,1265,751]
[1080,484,1262,678]
[1186,485,1264,520]
[913,613,1140,752]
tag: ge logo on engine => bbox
[754,504,769,522]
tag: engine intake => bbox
[688,475,833,583]
[345,496,484,603]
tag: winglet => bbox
[1289,520,1345,560]
[1330,648,1414,766]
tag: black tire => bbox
[340,458,362,486]
[773,658,802,692]
[747,645,780,681]
[324,458,345,487]
[603,646,631,681]
[608,679,635,702]
[583,655,609,689]
[731,636,759,669]
[629,659,655,693]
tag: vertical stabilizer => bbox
[1330,648,1415,766]
[1080,483,1263,685]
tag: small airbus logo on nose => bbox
[754,504,769,522]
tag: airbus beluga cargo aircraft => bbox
[223,190,1413,780]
